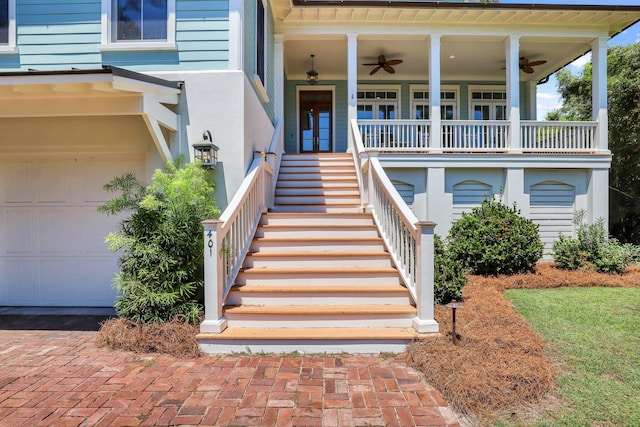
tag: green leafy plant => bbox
[433,234,467,304]
[553,213,638,274]
[447,198,543,276]
[98,159,220,324]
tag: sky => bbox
[500,0,640,118]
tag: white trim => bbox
[228,0,244,70]
[100,0,176,50]
[295,85,336,154]
[253,74,270,103]
[0,0,17,54]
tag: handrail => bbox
[350,119,438,333]
[200,121,282,333]
[358,119,430,151]
[349,119,368,208]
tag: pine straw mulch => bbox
[95,317,201,358]
[403,263,640,420]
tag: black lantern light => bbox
[193,130,219,169]
[306,54,318,85]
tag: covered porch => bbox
[265,1,639,156]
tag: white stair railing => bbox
[200,121,283,334]
[350,119,438,333]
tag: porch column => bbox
[429,35,442,152]
[592,37,608,152]
[588,168,609,229]
[414,221,439,333]
[506,36,521,153]
[505,168,527,216]
[347,33,358,152]
[200,220,228,334]
[426,167,447,235]
[274,35,284,124]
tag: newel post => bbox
[413,221,439,333]
[200,219,228,333]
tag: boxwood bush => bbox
[447,198,543,276]
[434,234,467,304]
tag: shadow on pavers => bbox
[0,307,116,331]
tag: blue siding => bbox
[0,0,230,71]
[243,0,274,121]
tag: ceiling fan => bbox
[519,57,547,73]
[363,55,403,75]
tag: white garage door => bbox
[530,182,575,255]
[0,156,146,306]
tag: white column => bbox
[592,37,608,152]
[414,221,439,333]
[429,35,442,152]
[228,0,244,70]
[347,34,358,152]
[505,168,527,216]
[200,220,228,333]
[588,168,609,228]
[506,36,521,152]
[426,167,447,234]
[273,35,284,124]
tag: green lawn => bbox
[505,287,640,426]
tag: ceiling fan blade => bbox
[383,65,396,74]
[370,66,381,75]
[362,63,380,66]
[522,65,534,74]
[386,59,403,66]
[528,60,547,67]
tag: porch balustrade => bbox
[356,119,599,153]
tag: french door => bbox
[299,91,332,153]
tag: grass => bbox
[505,287,640,426]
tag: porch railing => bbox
[350,119,438,333]
[358,120,430,151]
[442,120,508,151]
[521,120,596,152]
[356,119,600,153]
[200,120,283,333]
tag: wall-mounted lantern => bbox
[193,130,219,169]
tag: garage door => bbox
[0,156,146,306]
[530,182,575,255]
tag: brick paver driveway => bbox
[0,319,459,426]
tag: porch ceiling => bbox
[276,1,640,83]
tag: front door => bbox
[299,91,332,153]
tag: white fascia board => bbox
[376,154,612,170]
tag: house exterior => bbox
[1,0,639,345]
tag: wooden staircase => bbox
[197,153,422,354]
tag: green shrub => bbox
[447,198,543,276]
[98,159,220,324]
[434,234,467,304]
[552,214,638,274]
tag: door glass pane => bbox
[442,105,454,120]
[318,106,331,152]
[357,105,373,120]
[474,105,490,120]
[301,106,314,152]
[415,105,428,120]
[495,105,506,120]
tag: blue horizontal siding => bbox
[3,0,230,72]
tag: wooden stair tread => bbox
[247,251,388,258]
[263,212,372,218]
[230,284,407,293]
[239,267,398,274]
[253,236,383,242]
[223,305,416,315]
[258,224,376,230]
[197,327,423,341]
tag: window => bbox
[411,89,458,120]
[470,90,507,120]
[0,0,16,52]
[116,0,167,41]
[357,90,399,120]
[256,0,265,85]
[100,0,175,50]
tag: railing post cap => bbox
[202,219,223,226]
[416,221,437,228]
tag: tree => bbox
[548,43,640,243]
[98,160,221,324]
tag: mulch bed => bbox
[404,263,640,417]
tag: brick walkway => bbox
[0,327,459,426]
